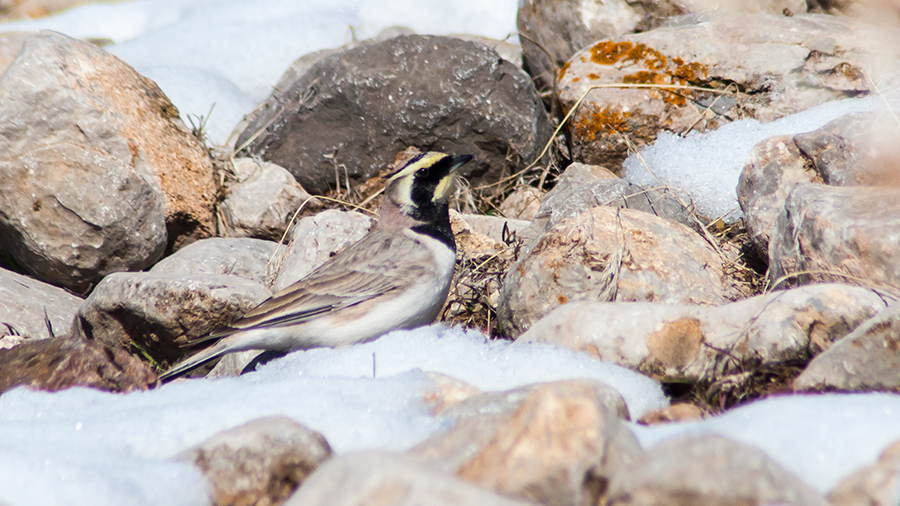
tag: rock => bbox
[498,186,544,221]
[828,439,900,506]
[498,206,731,336]
[607,434,828,506]
[271,210,372,292]
[285,451,535,506]
[637,403,704,425]
[235,35,551,195]
[557,13,882,172]
[409,380,641,506]
[439,379,631,421]
[219,158,319,242]
[0,31,217,293]
[0,337,157,394]
[794,302,900,392]
[768,184,900,293]
[0,267,82,340]
[150,237,280,287]
[73,272,271,367]
[176,416,333,506]
[530,161,694,233]
[738,111,900,256]
[518,284,885,382]
[517,0,806,92]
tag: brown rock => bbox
[794,302,900,392]
[410,380,641,506]
[558,13,882,172]
[498,206,731,336]
[0,337,156,394]
[828,439,900,506]
[499,186,544,221]
[0,31,216,292]
[608,434,829,506]
[518,284,885,382]
[235,35,551,195]
[637,403,704,425]
[177,416,333,506]
[285,451,536,506]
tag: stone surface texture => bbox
[74,272,271,366]
[410,380,642,506]
[828,439,900,506]
[219,158,318,242]
[518,284,885,381]
[177,416,333,506]
[794,302,900,392]
[0,337,157,394]
[236,35,552,195]
[607,434,829,506]
[0,267,82,340]
[150,237,280,287]
[0,31,216,292]
[285,451,537,506]
[499,206,732,336]
[557,13,883,172]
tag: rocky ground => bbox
[1,0,900,505]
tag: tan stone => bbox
[828,439,900,506]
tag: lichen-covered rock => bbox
[558,13,881,172]
[235,35,551,195]
[0,31,216,292]
[499,206,732,336]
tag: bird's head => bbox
[379,151,473,229]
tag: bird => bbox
[159,151,473,381]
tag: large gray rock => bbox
[150,237,280,287]
[409,380,641,506]
[768,184,900,293]
[0,31,217,293]
[518,284,885,382]
[0,267,82,340]
[176,416,333,506]
[285,451,536,506]
[498,206,732,336]
[74,272,271,366]
[219,158,318,242]
[794,302,900,392]
[738,111,900,256]
[608,435,828,506]
[235,35,552,195]
[557,12,886,172]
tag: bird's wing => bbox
[200,231,433,340]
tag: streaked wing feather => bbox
[220,231,431,333]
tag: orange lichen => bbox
[587,73,601,80]
[622,71,666,85]
[558,61,571,81]
[590,40,633,65]
[672,62,708,83]
[625,43,667,70]
[572,107,631,142]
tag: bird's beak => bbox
[449,155,474,174]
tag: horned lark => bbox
[160,151,473,381]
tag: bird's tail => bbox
[158,340,232,382]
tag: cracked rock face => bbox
[235,34,552,195]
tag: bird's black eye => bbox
[416,167,428,177]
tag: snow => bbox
[632,393,900,494]
[0,326,668,506]
[623,95,897,222]
[2,0,900,504]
